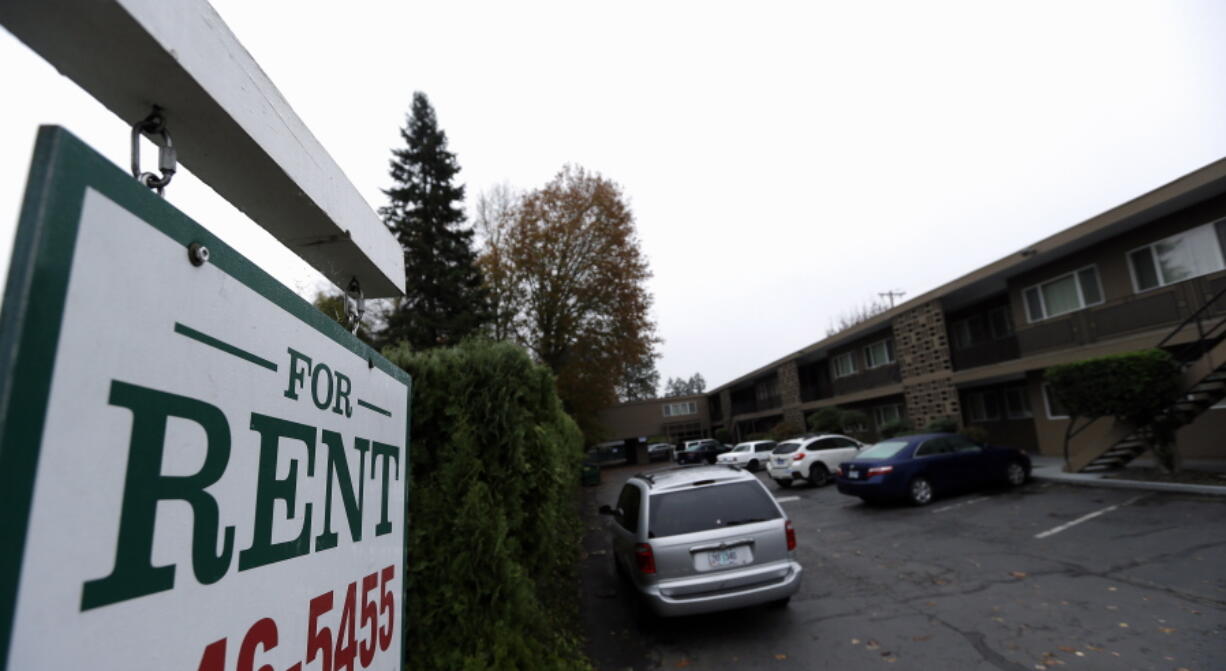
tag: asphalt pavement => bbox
[581,462,1226,671]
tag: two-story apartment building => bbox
[598,157,1226,471]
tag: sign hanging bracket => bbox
[130,106,176,197]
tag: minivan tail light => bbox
[785,520,796,551]
[792,452,805,461]
[867,465,893,476]
[635,543,656,574]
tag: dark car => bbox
[834,432,1030,506]
[675,438,730,465]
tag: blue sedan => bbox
[835,432,1031,506]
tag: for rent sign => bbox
[0,127,410,670]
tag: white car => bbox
[716,440,777,471]
[767,434,865,488]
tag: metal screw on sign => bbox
[187,242,210,267]
[345,277,365,335]
[130,107,177,197]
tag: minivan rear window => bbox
[773,441,801,455]
[648,481,782,538]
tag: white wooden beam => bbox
[0,0,405,297]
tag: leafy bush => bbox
[1045,349,1182,471]
[878,418,913,439]
[714,427,732,444]
[384,340,590,670]
[960,425,990,445]
[924,416,959,433]
[839,409,870,433]
[807,406,843,433]
[768,420,805,442]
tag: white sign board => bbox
[0,127,411,671]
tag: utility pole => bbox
[879,289,906,308]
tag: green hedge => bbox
[384,340,589,671]
[1044,349,1180,425]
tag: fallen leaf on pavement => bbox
[1010,571,1028,578]
[1057,646,1076,653]
[912,635,931,642]
[1158,627,1176,634]
[774,654,787,660]
[1118,623,1129,628]
[850,638,860,645]
[865,640,880,650]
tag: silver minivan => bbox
[600,465,802,616]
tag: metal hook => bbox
[131,107,177,197]
[345,277,365,335]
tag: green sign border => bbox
[0,126,412,669]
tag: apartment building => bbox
[598,157,1226,471]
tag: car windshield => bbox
[856,440,912,460]
[648,481,782,538]
[773,441,801,455]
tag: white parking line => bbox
[775,496,800,503]
[1034,495,1147,539]
[932,497,989,514]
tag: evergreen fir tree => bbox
[378,92,488,349]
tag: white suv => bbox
[767,434,864,488]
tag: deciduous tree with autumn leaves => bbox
[476,165,660,442]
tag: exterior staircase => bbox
[1065,286,1226,473]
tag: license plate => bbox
[849,471,860,479]
[708,548,747,568]
[774,458,785,466]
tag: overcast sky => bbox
[3,0,1226,392]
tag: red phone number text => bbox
[196,565,397,671]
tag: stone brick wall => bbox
[894,300,958,429]
[892,300,952,379]
[903,378,961,430]
[777,360,800,406]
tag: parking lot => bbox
[581,462,1226,671]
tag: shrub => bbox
[839,409,870,433]
[714,427,732,444]
[1045,349,1182,471]
[383,340,590,670]
[878,418,913,439]
[960,425,990,445]
[768,420,805,442]
[924,416,959,433]
[807,406,843,433]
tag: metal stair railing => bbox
[1063,284,1226,471]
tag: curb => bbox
[1031,471,1226,497]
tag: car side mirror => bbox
[598,504,615,516]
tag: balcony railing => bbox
[950,336,1020,371]
[831,363,901,396]
[1015,272,1226,356]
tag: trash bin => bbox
[581,461,601,487]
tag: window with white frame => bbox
[832,352,857,378]
[873,404,902,427]
[1041,384,1069,419]
[662,401,697,417]
[1127,220,1226,293]
[864,338,895,369]
[1003,386,1032,419]
[965,390,1001,422]
[1023,266,1104,323]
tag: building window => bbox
[1127,220,1226,293]
[832,352,857,378]
[952,307,1014,350]
[965,390,1001,422]
[1041,384,1069,419]
[864,338,895,369]
[1003,386,1032,419]
[873,404,903,427]
[662,401,696,417]
[1023,266,1104,323]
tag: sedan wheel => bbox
[748,459,759,472]
[1006,462,1027,487]
[908,477,933,506]
[775,478,793,489]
